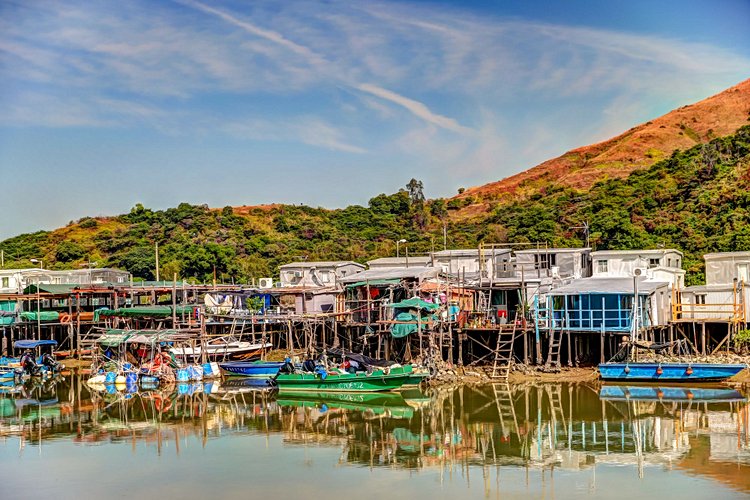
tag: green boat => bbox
[275,364,414,393]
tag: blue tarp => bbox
[13,339,58,349]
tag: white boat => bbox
[170,339,272,361]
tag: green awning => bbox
[387,297,439,312]
[0,300,16,326]
[19,311,60,321]
[97,331,133,347]
[98,306,196,318]
[345,279,401,288]
[23,284,79,295]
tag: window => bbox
[1,277,8,288]
[319,271,331,283]
[535,253,556,270]
[648,258,660,268]
[596,260,608,273]
[667,258,672,267]
[696,294,706,305]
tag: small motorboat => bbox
[598,362,746,382]
[170,339,272,361]
[274,364,415,393]
[219,360,285,377]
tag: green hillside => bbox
[1,126,749,285]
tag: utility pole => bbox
[155,241,160,282]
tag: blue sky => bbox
[0,0,748,239]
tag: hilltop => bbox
[457,78,750,208]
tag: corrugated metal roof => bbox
[592,249,682,257]
[515,247,591,254]
[338,267,440,283]
[432,248,510,257]
[279,261,365,269]
[682,284,738,293]
[366,256,431,266]
[549,277,668,295]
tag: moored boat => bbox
[598,362,745,382]
[170,340,272,361]
[219,360,285,377]
[275,364,414,393]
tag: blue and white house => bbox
[535,249,684,335]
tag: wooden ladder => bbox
[491,322,517,379]
[545,328,565,367]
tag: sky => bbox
[0,0,749,240]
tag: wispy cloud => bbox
[356,83,472,134]
[176,0,325,65]
[223,116,366,154]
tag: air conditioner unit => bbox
[293,270,303,278]
[258,277,274,289]
[634,267,647,277]
[550,266,560,279]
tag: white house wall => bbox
[705,255,750,285]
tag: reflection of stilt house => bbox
[674,252,748,354]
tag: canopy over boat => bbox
[96,329,186,347]
[14,339,58,349]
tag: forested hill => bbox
[1,126,749,286]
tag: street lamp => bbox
[396,239,407,258]
[30,258,43,269]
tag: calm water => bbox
[1,376,749,499]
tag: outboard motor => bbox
[41,353,62,373]
[18,350,40,376]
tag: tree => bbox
[406,178,425,204]
[55,241,85,263]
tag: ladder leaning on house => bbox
[545,327,566,367]
[491,321,517,379]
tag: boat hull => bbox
[598,362,746,382]
[171,342,272,361]
[219,361,284,377]
[276,365,413,393]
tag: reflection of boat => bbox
[220,377,275,390]
[219,360,284,377]
[277,391,413,418]
[598,362,746,382]
[170,340,272,361]
[599,385,746,402]
[275,365,414,393]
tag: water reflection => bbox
[2,376,749,495]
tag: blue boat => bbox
[599,385,746,402]
[598,362,746,382]
[219,360,285,377]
